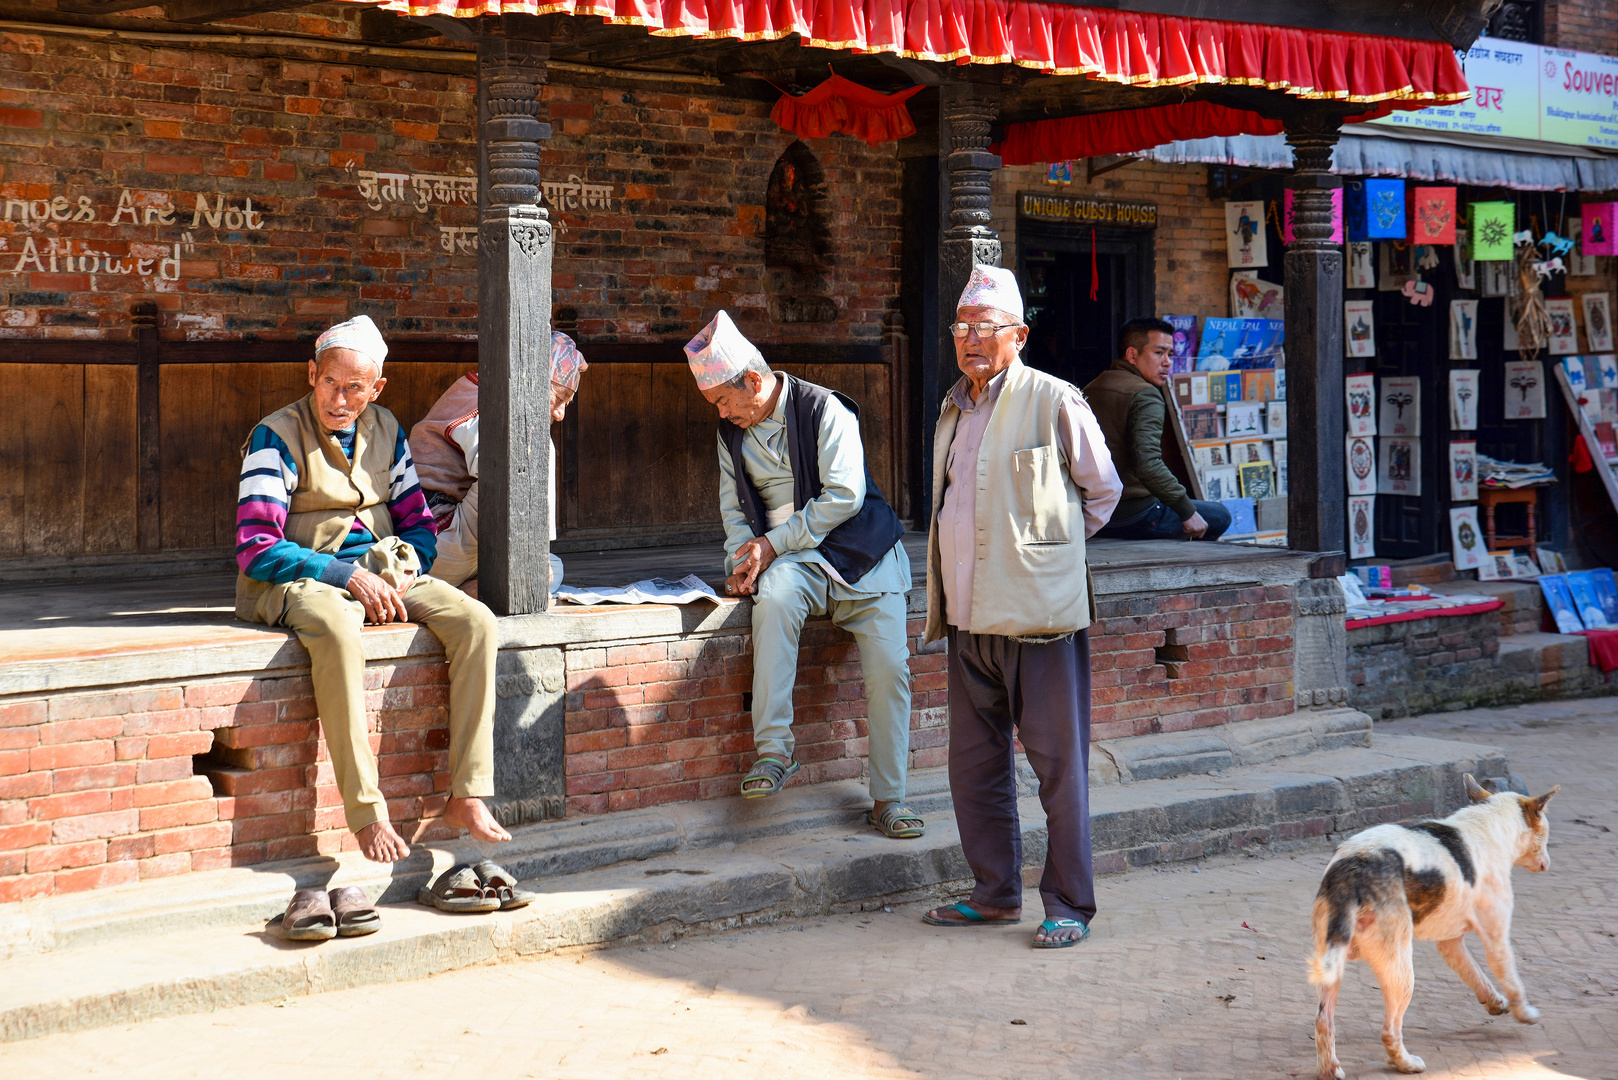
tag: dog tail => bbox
[1309,893,1351,986]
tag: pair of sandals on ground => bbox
[278,860,535,941]
[740,754,927,840]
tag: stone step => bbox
[0,731,1512,1043]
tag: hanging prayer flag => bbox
[1450,370,1480,430]
[1345,179,1406,241]
[1284,188,1343,244]
[1346,435,1377,495]
[1582,202,1618,256]
[1379,376,1421,437]
[1411,187,1457,245]
[1582,293,1614,351]
[1345,300,1375,357]
[1546,298,1579,354]
[1345,374,1377,436]
[1449,506,1485,571]
[1503,360,1546,419]
[1450,441,1478,501]
[1469,202,1516,261]
[1225,200,1268,268]
[1450,299,1478,360]
[1349,495,1375,558]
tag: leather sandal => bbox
[416,863,500,913]
[329,885,382,937]
[472,860,537,911]
[280,888,337,941]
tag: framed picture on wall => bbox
[1379,436,1421,495]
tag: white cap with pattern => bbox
[955,264,1024,323]
[684,310,765,391]
[314,314,388,370]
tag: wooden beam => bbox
[53,0,166,14]
[132,303,161,553]
[161,0,322,22]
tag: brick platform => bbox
[0,541,1327,902]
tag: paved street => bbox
[5,698,1614,1080]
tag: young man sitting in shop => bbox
[1084,316,1231,542]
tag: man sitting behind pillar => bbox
[409,332,587,596]
[1085,316,1231,542]
[687,312,924,840]
[235,315,509,863]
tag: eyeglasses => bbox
[948,321,1021,339]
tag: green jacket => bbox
[1082,359,1195,522]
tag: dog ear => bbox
[1463,774,1493,803]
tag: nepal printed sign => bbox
[1366,36,1618,150]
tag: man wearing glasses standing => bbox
[919,265,1121,949]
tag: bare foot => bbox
[357,820,411,863]
[443,796,511,843]
[923,900,1022,925]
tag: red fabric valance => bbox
[350,0,1469,105]
[771,75,924,144]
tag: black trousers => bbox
[946,628,1096,925]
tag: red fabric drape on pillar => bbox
[771,75,925,144]
[350,0,1470,104]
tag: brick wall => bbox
[1544,1,1618,55]
[991,160,1231,319]
[1,580,1295,902]
[0,29,899,344]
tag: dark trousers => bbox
[946,627,1096,925]
[1096,498,1232,541]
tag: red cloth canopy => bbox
[771,75,924,144]
[351,0,1470,103]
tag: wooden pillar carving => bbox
[132,302,161,552]
[1283,116,1345,555]
[927,84,1001,503]
[475,34,553,615]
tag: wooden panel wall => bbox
[564,363,894,534]
[0,365,137,560]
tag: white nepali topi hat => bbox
[684,310,765,391]
[956,263,1024,323]
[551,331,588,392]
[314,314,388,369]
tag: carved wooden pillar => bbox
[476,35,553,615]
[1283,116,1345,555]
[926,84,1001,503]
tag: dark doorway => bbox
[1017,224,1155,391]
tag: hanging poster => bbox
[1450,299,1479,360]
[1455,228,1476,289]
[1230,272,1284,318]
[1346,435,1378,495]
[1225,200,1267,268]
[1345,179,1406,241]
[1450,369,1481,430]
[1379,376,1421,437]
[1503,360,1547,419]
[1449,505,1485,571]
[1347,242,1376,288]
[1349,495,1375,559]
[1450,440,1478,501]
[1583,201,1618,256]
[1481,260,1516,298]
[1345,301,1376,357]
[1546,298,1579,354]
[1283,188,1343,244]
[1568,219,1598,275]
[1582,293,1614,351]
[1380,436,1421,495]
[1166,314,1198,373]
[1469,202,1516,260]
[1378,243,1413,292]
[1411,186,1457,244]
[1345,374,1377,436]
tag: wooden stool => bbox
[1478,487,1538,551]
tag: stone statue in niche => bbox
[764,141,837,323]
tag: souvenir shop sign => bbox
[1364,36,1618,150]
[1018,192,1157,228]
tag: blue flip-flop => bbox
[1032,917,1091,948]
[922,901,1021,927]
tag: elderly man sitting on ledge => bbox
[234,314,509,864]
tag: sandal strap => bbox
[743,757,790,787]
[877,803,923,827]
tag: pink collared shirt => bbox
[937,364,1122,629]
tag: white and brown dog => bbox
[1309,775,1559,1079]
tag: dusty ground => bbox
[3,697,1614,1080]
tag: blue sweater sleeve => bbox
[236,425,354,588]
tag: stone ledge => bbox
[0,731,1510,1042]
[1089,708,1371,784]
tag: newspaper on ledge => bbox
[554,574,722,607]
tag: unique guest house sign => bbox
[1018,192,1157,228]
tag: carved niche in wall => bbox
[764,141,837,324]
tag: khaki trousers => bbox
[252,554,499,833]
